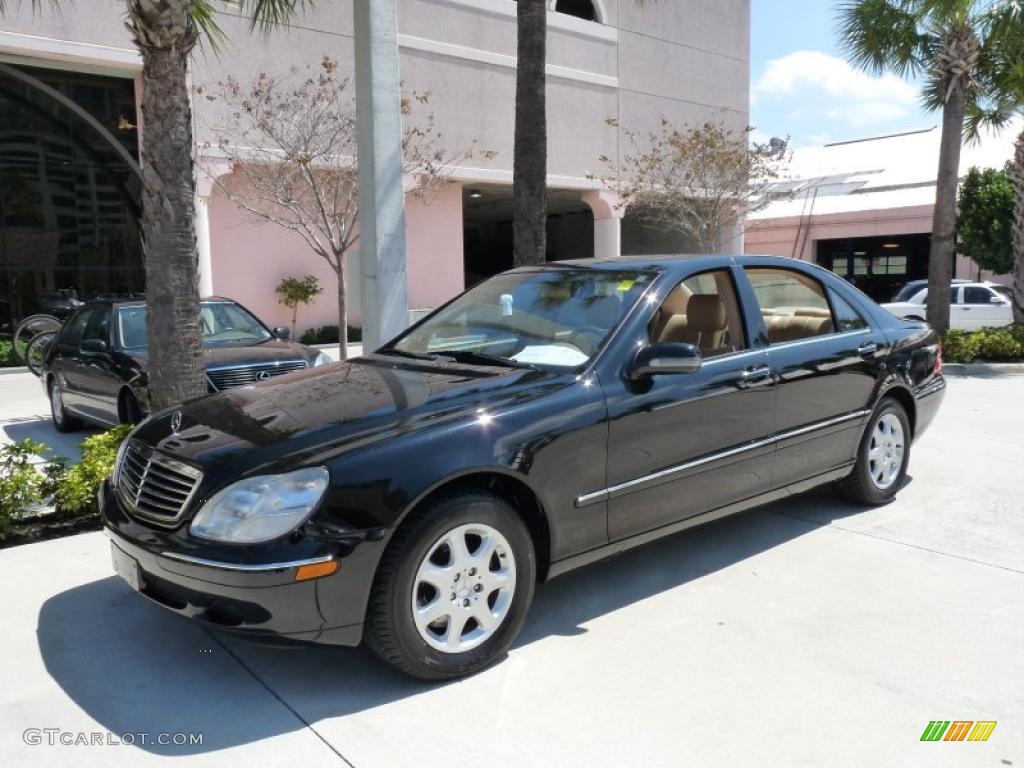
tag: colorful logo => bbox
[920,721,997,742]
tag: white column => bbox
[583,190,625,260]
[354,0,409,349]
[195,158,230,297]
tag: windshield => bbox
[118,301,273,349]
[384,268,655,370]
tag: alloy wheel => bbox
[867,412,904,490]
[411,523,517,654]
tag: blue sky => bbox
[750,0,934,147]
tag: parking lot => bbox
[1,371,1021,767]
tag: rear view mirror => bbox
[273,326,291,340]
[630,343,701,379]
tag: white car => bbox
[881,282,1014,330]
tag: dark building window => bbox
[0,64,142,336]
[555,0,598,22]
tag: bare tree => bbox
[202,57,489,358]
[596,119,788,253]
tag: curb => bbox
[943,362,1024,377]
[0,366,34,377]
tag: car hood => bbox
[125,339,317,369]
[132,355,563,473]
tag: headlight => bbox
[190,467,329,543]
[313,352,332,367]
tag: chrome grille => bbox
[116,440,202,526]
[206,360,308,391]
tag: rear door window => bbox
[744,268,835,343]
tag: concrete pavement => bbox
[0,375,1021,767]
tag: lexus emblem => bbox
[170,411,182,434]
[256,370,272,382]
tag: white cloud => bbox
[753,50,921,139]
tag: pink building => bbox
[745,124,1020,302]
[0,0,751,340]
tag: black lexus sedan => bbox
[101,255,945,680]
[42,297,330,431]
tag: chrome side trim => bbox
[575,408,871,507]
[159,551,335,572]
[764,327,872,351]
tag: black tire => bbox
[836,397,910,505]
[365,490,536,680]
[49,379,82,433]
[119,389,142,424]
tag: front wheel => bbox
[836,397,910,505]
[365,490,536,680]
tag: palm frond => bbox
[837,0,931,78]
[190,0,229,53]
[233,0,310,33]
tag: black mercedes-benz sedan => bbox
[101,255,945,680]
[41,297,331,431]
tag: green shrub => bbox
[0,340,20,367]
[0,439,54,538]
[942,325,1024,363]
[50,424,132,515]
[299,325,362,345]
[0,425,129,541]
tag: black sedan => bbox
[101,255,945,680]
[42,297,330,431]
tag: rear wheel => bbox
[365,490,536,680]
[49,379,82,433]
[836,397,910,505]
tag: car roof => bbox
[101,295,234,309]
[517,254,827,276]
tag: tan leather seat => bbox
[762,314,834,343]
[659,294,728,355]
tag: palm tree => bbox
[2,1,305,409]
[513,0,548,267]
[839,0,1008,333]
[513,1,650,269]
[964,1,1024,323]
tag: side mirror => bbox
[991,295,1006,304]
[273,326,291,340]
[630,342,702,380]
[80,339,108,356]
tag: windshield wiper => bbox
[380,348,453,362]
[441,350,537,370]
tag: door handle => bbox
[858,342,878,357]
[739,365,772,386]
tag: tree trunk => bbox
[127,1,206,409]
[291,305,298,338]
[1011,129,1024,325]
[336,263,348,360]
[927,82,966,334]
[513,0,547,267]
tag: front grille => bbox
[116,440,202,526]
[206,360,308,391]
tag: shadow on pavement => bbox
[2,416,98,460]
[36,486,862,755]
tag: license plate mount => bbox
[110,541,142,591]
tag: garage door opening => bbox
[462,185,594,288]
[816,234,932,302]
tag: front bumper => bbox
[100,480,385,646]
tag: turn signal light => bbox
[934,341,943,375]
[294,560,339,582]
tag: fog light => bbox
[294,560,339,582]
